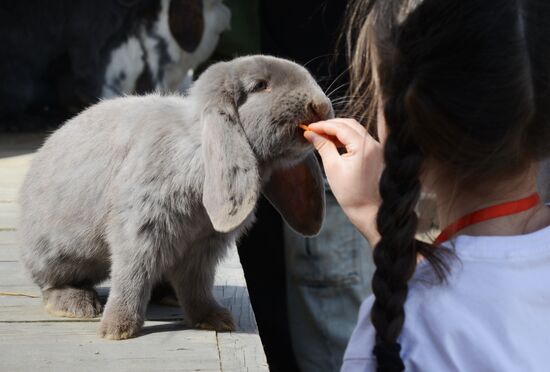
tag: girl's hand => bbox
[304,118,383,246]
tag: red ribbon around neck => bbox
[434,192,541,245]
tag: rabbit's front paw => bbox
[194,306,235,332]
[99,310,142,340]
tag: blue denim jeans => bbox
[284,192,375,372]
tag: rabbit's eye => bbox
[251,80,269,93]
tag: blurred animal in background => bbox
[0,0,230,131]
[102,0,230,97]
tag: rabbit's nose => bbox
[307,99,333,121]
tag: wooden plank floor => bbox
[0,133,268,371]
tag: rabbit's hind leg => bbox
[43,286,102,318]
[25,239,110,319]
[38,255,109,319]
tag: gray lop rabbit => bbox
[19,55,331,340]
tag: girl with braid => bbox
[303,0,550,371]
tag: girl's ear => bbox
[201,95,260,233]
[168,0,204,52]
[263,154,326,236]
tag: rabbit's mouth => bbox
[294,122,313,143]
[290,130,314,159]
[294,114,321,139]
[290,100,334,148]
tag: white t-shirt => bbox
[342,225,550,372]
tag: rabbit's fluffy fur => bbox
[19,55,331,339]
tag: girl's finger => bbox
[300,123,346,148]
[306,121,367,151]
[321,135,345,148]
[303,131,340,166]
[341,118,367,131]
[325,118,367,136]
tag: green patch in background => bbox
[197,0,261,74]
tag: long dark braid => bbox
[370,62,423,370]
[359,4,452,370]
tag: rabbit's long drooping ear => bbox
[263,154,325,236]
[201,95,260,233]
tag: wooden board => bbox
[0,231,17,245]
[0,189,18,202]
[0,202,18,230]
[218,333,270,372]
[0,322,221,372]
[0,246,17,263]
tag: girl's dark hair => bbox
[345,0,550,370]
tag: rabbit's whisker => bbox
[303,53,338,68]
[332,100,354,107]
[326,82,351,100]
[324,67,351,98]
[331,95,354,103]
